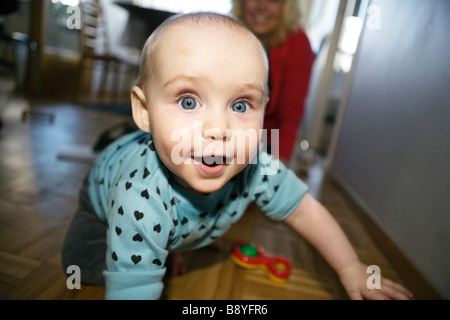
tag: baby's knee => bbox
[61,246,105,286]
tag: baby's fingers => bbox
[380,278,413,300]
[362,278,413,300]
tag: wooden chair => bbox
[77,0,139,101]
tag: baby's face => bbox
[145,23,268,194]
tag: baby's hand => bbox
[337,262,413,300]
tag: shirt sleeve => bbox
[103,179,174,300]
[248,151,308,221]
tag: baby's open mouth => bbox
[194,156,227,167]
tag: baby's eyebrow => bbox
[163,74,200,88]
[239,83,265,95]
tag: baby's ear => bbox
[264,96,270,110]
[131,86,151,132]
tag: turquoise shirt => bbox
[88,130,308,299]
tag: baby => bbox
[62,12,412,300]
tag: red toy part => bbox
[230,241,292,283]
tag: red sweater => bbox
[264,29,314,160]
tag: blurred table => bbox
[115,1,175,50]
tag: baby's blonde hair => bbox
[134,12,267,89]
[231,0,302,49]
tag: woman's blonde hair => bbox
[231,0,301,49]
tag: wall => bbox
[329,0,450,298]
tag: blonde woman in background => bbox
[232,0,315,164]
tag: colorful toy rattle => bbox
[230,240,292,283]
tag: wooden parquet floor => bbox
[0,96,408,300]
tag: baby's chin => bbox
[168,171,228,196]
[182,179,228,196]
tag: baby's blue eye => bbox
[179,97,198,109]
[231,101,250,113]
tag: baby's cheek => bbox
[231,128,261,164]
[154,126,192,165]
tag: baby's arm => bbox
[284,193,413,300]
[104,181,173,300]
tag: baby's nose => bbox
[202,111,230,141]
